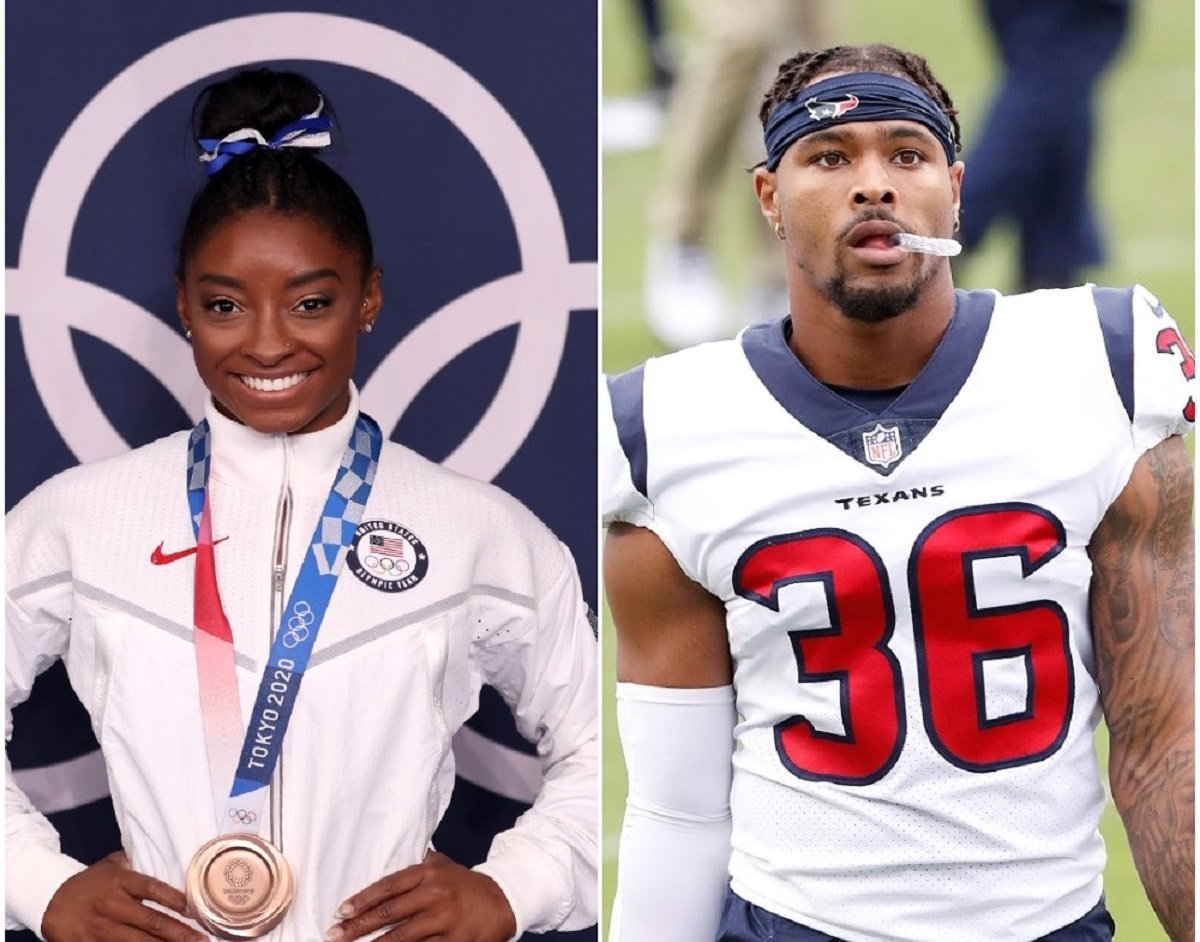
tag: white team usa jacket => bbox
[603,286,1193,942]
[7,386,598,941]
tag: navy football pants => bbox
[715,890,1115,942]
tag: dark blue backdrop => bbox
[6,3,597,939]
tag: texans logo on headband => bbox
[806,94,860,121]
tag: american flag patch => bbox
[370,534,407,557]
[348,520,429,594]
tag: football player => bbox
[603,43,1194,942]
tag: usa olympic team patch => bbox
[346,520,429,593]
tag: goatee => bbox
[824,270,930,324]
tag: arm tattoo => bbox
[1090,436,1194,940]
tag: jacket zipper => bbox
[268,436,292,853]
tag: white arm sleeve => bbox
[610,683,736,942]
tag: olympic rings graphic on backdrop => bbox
[282,600,315,648]
[7,13,596,482]
[228,808,258,826]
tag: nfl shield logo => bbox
[862,423,903,469]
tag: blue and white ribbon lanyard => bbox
[187,414,382,834]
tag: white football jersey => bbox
[603,286,1193,942]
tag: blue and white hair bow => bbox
[198,97,333,177]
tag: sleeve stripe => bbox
[607,365,649,499]
[1092,285,1136,422]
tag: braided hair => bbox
[759,44,962,154]
[177,69,374,277]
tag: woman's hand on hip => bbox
[329,851,516,942]
[41,851,205,942]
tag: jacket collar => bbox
[204,383,362,494]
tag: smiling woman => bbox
[178,211,380,436]
[176,70,381,437]
[6,67,597,942]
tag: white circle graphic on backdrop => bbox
[8,12,596,481]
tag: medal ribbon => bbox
[187,414,382,834]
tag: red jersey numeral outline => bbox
[735,529,904,785]
[909,504,1072,772]
[733,503,1073,784]
[1155,326,1196,422]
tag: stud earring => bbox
[363,322,374,334]
[185,329,192,340]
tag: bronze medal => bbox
[185,833,294,939]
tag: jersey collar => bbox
[740,290,996,475]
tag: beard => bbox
[823,260,935,324]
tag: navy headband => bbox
[763,71,956,170]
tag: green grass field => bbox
[601,1,1193,938]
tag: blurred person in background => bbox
[958,0,1132,291]
[643,0,837,349]
[631,0,676,103]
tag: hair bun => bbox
[180,67,372,276]
[193,68,330,145]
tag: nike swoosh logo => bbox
[151,536,230,565]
